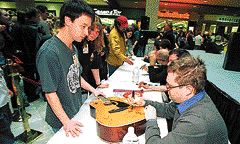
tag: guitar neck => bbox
[113,89,143,93]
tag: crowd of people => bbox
[0,0,228,143]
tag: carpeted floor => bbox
[189,50,240,103]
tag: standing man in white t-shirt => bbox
[194,31,203,50]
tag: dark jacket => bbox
[144,93,228,144]
[148,65,168,85]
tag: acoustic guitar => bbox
[90,96,146,143]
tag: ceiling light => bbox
[203,0,208,2]
[164,3,168,5]
[134,2,138,3]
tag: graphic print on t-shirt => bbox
[83,44,89,54]
[67,54,80,93]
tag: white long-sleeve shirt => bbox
[0,68,10,107]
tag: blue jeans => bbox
[108,64,119,76]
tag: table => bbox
[47,57,168,144]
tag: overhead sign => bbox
[158,11,190,19]
[204,15,240,23]
[94,9,122,16]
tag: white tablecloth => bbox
[47,57,168,144]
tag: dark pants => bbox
[22,64,39,102]
[194,45,201,50]
[0,103,15,144]
[100,60,108,80]
[108,64,119,77]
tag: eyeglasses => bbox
[166,83,187,91]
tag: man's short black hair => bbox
[36,5,48,13]
[169,48,190,58]
[154,40,161,50]
[59,0,95,28]
[25,7,39,20]
[159,39,171,49]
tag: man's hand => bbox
[97,83,109,88]
[92,89,105,97]
[8,89,14,97]
[140,64,148,72]
[138,81,150,89]
[63,119,83,137]
[125,57,134,65]
[149,53,157,66]
[0,24,6,32]
[127,95,145,107]
[144,105,157,120]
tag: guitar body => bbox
[90,97,146,142]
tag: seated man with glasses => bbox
[129,56,228,143]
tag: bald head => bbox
[156,49,169,65]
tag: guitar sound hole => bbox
[110,100,130,107]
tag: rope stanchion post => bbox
[11,72,42,143]
[4,59,31,122]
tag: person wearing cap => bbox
[106,15,133,76]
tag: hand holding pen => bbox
[138,81,150,89]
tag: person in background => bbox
[143,39,161,63]
[176,30,186,49]
[202,32,212,51]
[139,49,190,92]
[18,7,44,103]
[106,15,133,76]
[75,22,108,88]
[0,9,14,59]
[145,49,169,84]
[125,28,134,56]
[185,30,195,50]
[194,31,203,50]
[162,22,176,50]
[36,0,103,137]
[143,39,171,67]
[36,5,52,45]
[132,21,141,56]
[130,56,228,143]
[0,67,15,144]
[92,23,109,83]
[159,39,172,50]
[89,22,108,87]
[210,32,216,42]
[100,23,110,81]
